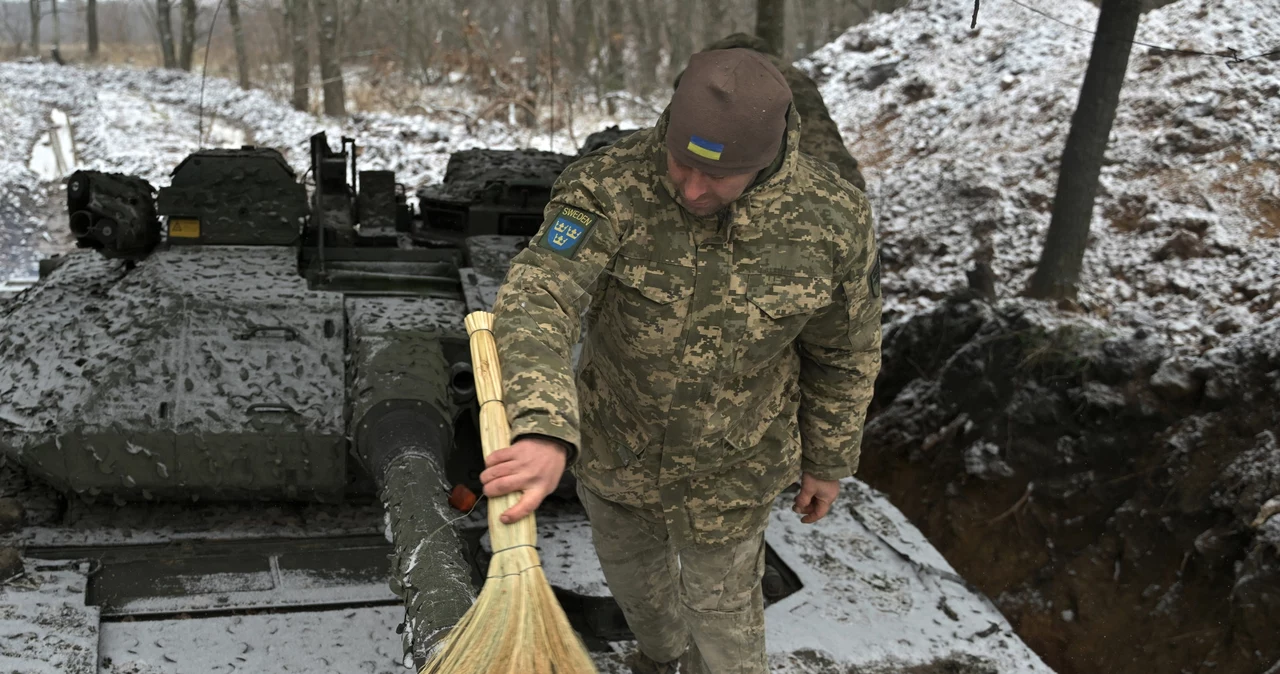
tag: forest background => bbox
[0,0,926,120]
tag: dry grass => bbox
[848,109,901,171]
[1205,151,1280,239]
[1110,150,1279,240]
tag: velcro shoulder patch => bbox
[540,206,599,258]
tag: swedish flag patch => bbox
[687,135,724,161]
[540,206,598,258]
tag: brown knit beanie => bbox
[665,48,792,177]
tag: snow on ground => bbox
[99,607,407,674]
[0,561,98,674]
[11,0,1275,353]
[4,479,1049,673]
[0,59,654,281]
[804,0,1280,351]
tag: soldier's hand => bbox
[480,436,569,524]
[792,473,840,524]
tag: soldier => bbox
[482,49,882,674]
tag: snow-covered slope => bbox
[803,0,1279,350]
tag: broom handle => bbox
[465,311,538,554]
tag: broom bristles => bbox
[419,312,597,674]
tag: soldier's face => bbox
[666,153,756,217]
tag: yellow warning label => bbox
[169,218,201,238]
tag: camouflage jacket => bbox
[492,107,882,547]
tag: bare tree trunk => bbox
[86,0,98,58]
[228,0,249,89]
[799,0,817,56]
[29,0,39,57]
[312,0,346,116]
[399,2,416,79]
[756,0,784,57]
[156,0,176,68]
[285,0,310,112]
[499,1,534,127]
[645,0,663,87]
[451,0,473,81]
[666,0,691,76]
[400,3,437,85]
[178,0,195,70]
[571,0,595,78]
[631,0,660,93]
[519,1,538,94]
[1028,0,1142,300]
[543,0,560,92]
[49,0,59,58]
[602,0,624,111]
[849,0,873,23]
[828,0,850,42]
[543,0,560,68]
[703,0,726,48]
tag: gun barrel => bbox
[364,406,475,665]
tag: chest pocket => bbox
[602,255,695,358]
[739,273,832,366]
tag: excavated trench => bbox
[858,296,1280,674]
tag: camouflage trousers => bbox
[577,483,767,674]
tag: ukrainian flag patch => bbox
[687,135,724,161]
[540,206,598,258]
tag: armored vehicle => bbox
[0,129,1048,673]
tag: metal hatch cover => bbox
[26,535,399,617]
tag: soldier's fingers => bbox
[479,460,520,485]
[500,486,547,524]
[484,447,520,468]
[482,474,532,499]
[811,497,833,523]
[800,499,829,524]
[793,483,816,512]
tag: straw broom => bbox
[420,310,598,674]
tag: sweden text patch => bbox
[540,206,598,258]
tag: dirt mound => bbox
[804,0,1280,669]
[803,0,1280,350]
[859,297,1280,673]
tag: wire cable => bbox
[971,0,1278,63]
